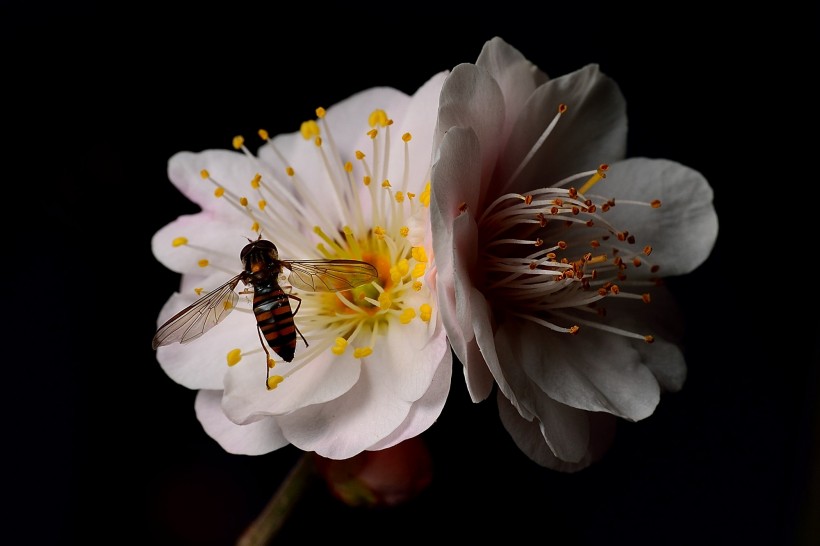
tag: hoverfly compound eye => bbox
[239,243,254,261]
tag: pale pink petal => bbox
[496,392,593,472]
[496,63,628,196]
[195,390,289,455]
[435,64,505,206]
[497,317,661,421]
[594,157,718,276]
[476,36,548,143]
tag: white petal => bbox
[151,214,253,275]
[496,63,628,196]
[598,157,718,276]
[168,150,261,220]
[496,392,592,472]
[155,290,258,390]
[277,354,415,460]
[497,317,661,421]
[195,390,289,455]
[221,348,361,421]
[367,347,453,451]
[379,313,450,402]
[384,71,449,190]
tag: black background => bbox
[5,2,818,545]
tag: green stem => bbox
[236,452,318,546]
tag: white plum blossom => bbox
[152,73,452,459]
[430,37,718,471]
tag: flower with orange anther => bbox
[430,37,718,471]
[152,73,452,459]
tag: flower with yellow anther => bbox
[152,70,453,460]
[430,37,717,472]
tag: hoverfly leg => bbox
[255,325,277,388]
[287,293,309,347]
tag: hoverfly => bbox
[152,236,378,382]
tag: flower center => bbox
[475,105,662,343]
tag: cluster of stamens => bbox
[476,104,662,343]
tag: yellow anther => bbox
[232,136,244,150]
[419,303,432,322]
[251,173,262,189]
[355,150,365,160]
[171,237,188,247]
[402,132,412,142]
[395,191,405,203]
[368,109,389,127]
[315,107,326,118]
[378,292,392,310]
[407,192,415,199]
[382,179,391,188]
[258,129,269,141]
[285,166,295,177]
[353,347,373,359]
[226,349,242,366]
[420,182,431,207]
[399,226,410,237]
[396,258,409,277]
[389,265,401,283]
[239,196,248,207]
[411,246,428,262]
[266,375,284,390]
[314,136,322,147]
[331,337,348,355]
[258,199,267,210]
[412,281,423,291]
[367,129,378,139]
[267,358,276,369]
[300,120,320,140]
[198,259,209,268]
[411,262,426,278]
[200,169,210,179]
[399,308,416,324]
[374,226,386,239]
[344,161,353,173]
[251,221,260,233]
[214,187,225,198]
[363,176,371,186]
[194,288,204,296]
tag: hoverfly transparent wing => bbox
[152,274,243,349]
[282,260,378,292]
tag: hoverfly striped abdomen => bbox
[252,284,297,362]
